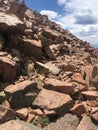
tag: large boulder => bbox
[44,113,79,130]
[0,120,41,130]
[0,56,17,82]
[33,89,73,115]
[0,105,15,124]
[76,116,98,130]
[4,80,40,108]
[0,12,25,33]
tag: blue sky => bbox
[25,0,98,48]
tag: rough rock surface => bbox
[76,116,98,130]
[0,120,41,130]
[44,113,79,130]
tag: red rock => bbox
[70,103,86,116]
[0,12,25,33]
[43,110,56,115]
[29,108,43,116]
[0,120,41,130]
[72,73,86,85]
[44,113,79,130]
[0,56,17,81]
[91,107,98,123]
[20,39,42,59]
[81,91,98,100]
[76,116,98,130]
[45,78,74,94]
[59,63,76,71]
[0,105,15,124]
[4,80,39,108]
[27,113,35,123]
[33,89,73,114]
[4,80,38,94]
[16,108,28,119]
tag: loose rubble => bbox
[0,0,98,130]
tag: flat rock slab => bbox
[44,113,79,130]
[33,89,73,114]
[81,91,98,100]
[0,105,15,124]
[4,80,39,108]
[45,78,74,94]
[0,12,25,33]
[0,56,17,81]
[0,120,41,130]
[76,116,98,130]
[4,80,38,94]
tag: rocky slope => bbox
[0,0,98,130]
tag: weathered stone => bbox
[70,103,86,116]
[0,105,15,124]
[45,62,61,75]
[44,46,56,59]
[0,120,42,130]
[91,107,98,123]
[19,39,42,59]
[72,73,86,85]
[45,78,74,94]
[36,62,49,74]
[42,28,59,40]
[44,113,79,130]
[0,56,17,81]
[33,89,73,115]
[0,12,25,33]
[29,108,43,116]
[76,116,98,130]
[59,63,76,71]
[4,80,39,108]
[81,91,98,100]
[25,9,36,20]
[16,108,28,119]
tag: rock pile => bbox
[0,0,98,130]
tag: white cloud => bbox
[40,10,59,20]
[40,1,98,47]
[56,0,98,47]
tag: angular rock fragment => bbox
[19,39,42,59]
[44,113,79,130]
[4,80,39,108]
[33,89,73,115]
[0,12,25,33]
[0,56,17,81]
[0,120,42,130]
[70,103,86,117]
[45,78,74,94]
[91,107,98,123]
[0,105,15,124]
[76,116,98,130]
[81,91,98,100]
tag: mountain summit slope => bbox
[0,0,98,130]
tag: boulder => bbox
[0,12,25,33]
[19,39,42,59]
[0,105,15,124]
[4,80,39,108]
[33,89,73,115]
[91,107,98,123]
[70,103,86,117]
[0,120,41,130]
[44,113,79,130]
[81,91,98,100]
[0,56,17,81]
[76,116,98,130]
[45,78,74,94]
